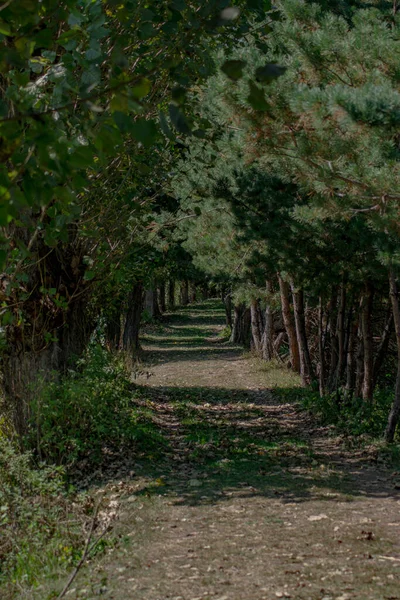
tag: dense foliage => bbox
[2,0,400,594]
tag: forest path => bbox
[77,301,400,600]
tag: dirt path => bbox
[74,301,400,600]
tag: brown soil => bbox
[69,301,400,600]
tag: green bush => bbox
[0,438,86,596]
[29,344,136,465]
[281,386,397,439]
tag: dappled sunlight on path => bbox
[77,301,400,600]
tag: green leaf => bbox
[247,81,269,111]
[138,23,155,39]
[221,60,247,81]
[131,78,151,99]
[130,119,158,146]
[159,111,174,140]
[169,104,192,135]
[113,111,133,133]
[83,270,95,281]
[255,63,286,84]
[69,146,94,169]
[0,22,12,36]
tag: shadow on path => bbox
[79,300,400,600]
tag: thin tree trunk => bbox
[153,287,162,318]
[278,274,300,372]
[355,318,364,399]
[291,282,314,386]
[361,282,374,402]
[261,301,274,361]
[345,312,358,397]
[328,286,339,390]
[223,290,232,329]
[180,280,189,306]
[250,298,263,354]
[336,281,347,388]
[105,305,121,351]
[373,307,393,390]
[168,280,175,309]
[318,295,326,397]
[122,283,144,355]
[386,270,400,442]
[159,282,166,313]
[190,282,197,304]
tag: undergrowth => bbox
[28,344,141,466]
[278,385,399,442]
[1,345,167,597]
[0,438,90,599]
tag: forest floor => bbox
[68,300,400,600]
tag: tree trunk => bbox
[168,280,175,309]
[144,289,154,316]
[291,282,314,386]
[250,298,263,354]
[327,286,339,391]
[122,283,144,355]
[153,287,162,318]
[105,305,121,351]
[361,282,374,402]
[261,302,274,361]
[386,270,400,442]
[180,280,189,306]
[230,304,251,347]
[373,306,393,389]
[201,282,209,300]
[190,282,197,304]
[345,316,358,397]
[278,274,300,372]
[159,282,166,313]
[223,290,232,329]
[318,295,326,397]
[355,318,364,399]
[336,282,347,388]
[2,298,95,436]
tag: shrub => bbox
[280,386,398,440]
[29,344,136,465]
[0,438,86,596]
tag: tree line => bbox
[1,0,400,445]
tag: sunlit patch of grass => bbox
[253,358,302,389]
